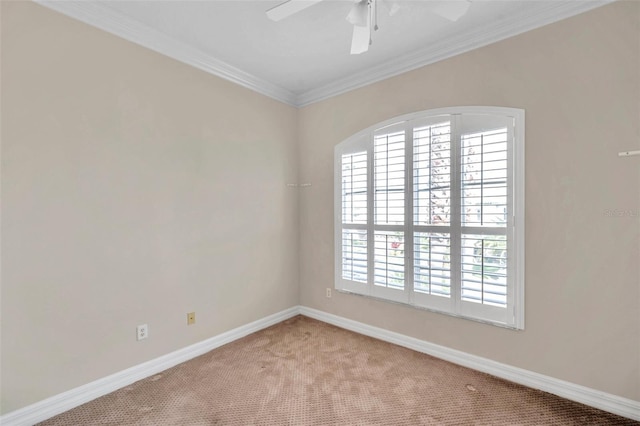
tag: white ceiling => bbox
[37,0,613,106]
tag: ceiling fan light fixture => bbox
[346,0,369,27]
[268,0,401,56]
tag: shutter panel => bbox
[374,231,405,289]
[342,229,367,283]
[342,152,368,225]
[374,131,405,225]
[338,150,369,293]
[413,122,451,226]
[372,126,407,302]
[412,121,453,303]
[460,234,507,307]
[414,232,451,297]
[460,125,510,313]
[461,128,508,228]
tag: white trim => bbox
[0,307,300,426]
[3,305,638,424]
[296,0,614,106]
[513,110,526,329]
[33,0,298,107]
[298,306,640,422]
[33,0,613,108]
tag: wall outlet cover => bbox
[136,324,148,341]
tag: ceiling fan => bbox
[266,0,472,55]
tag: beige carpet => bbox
[39,315,636,425]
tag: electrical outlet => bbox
[187,312,196,325]
[137,324,148,341]
[326,288,332,298]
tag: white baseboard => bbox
[3,305,638,424]
[0,306,300,426]
[298,306,640,422]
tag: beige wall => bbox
[1,2,299,413]
[298,0,640,401]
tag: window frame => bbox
[334,106,525,329]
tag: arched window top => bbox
[339,106,524,150]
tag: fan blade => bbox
[350,24,370,54]
[266,0,323,22]
[432,0,471,22]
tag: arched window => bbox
[334,107,525,329]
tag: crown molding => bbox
[296,0,616,107]
[35,0,614,108]
[33,0,299,107]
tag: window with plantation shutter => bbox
[335,107,524,329]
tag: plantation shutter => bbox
[412,119,454,312]
[335,134,369,294]
[371,124,408,303]
[457,114,516,325]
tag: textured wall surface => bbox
[298,0,640,402]
[1,1,299,413]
